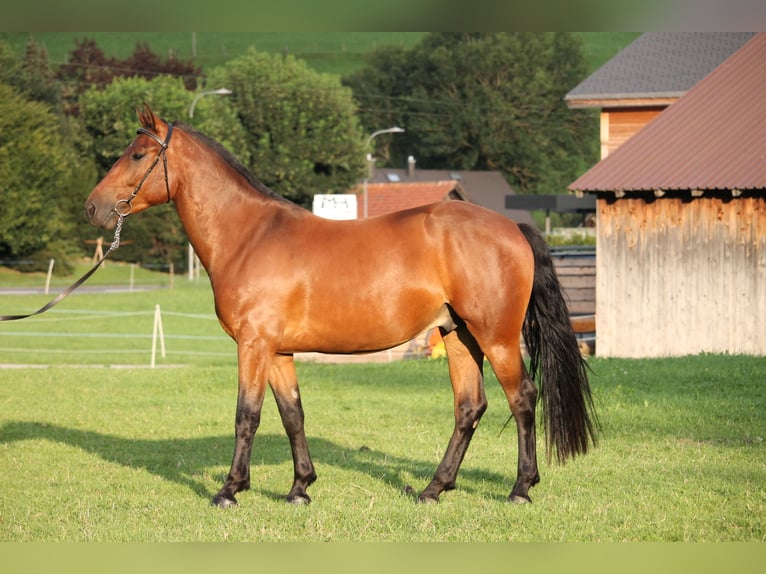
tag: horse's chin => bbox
[100,214,119,231]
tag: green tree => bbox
[18,37,61,109]
[78,76,194,268]
[345,32,593,196]
[0,83,90,271]
[206,49,367,207]
[57,37,202,116]
[0,38,61,109]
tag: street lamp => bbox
[363,126,405,218]
[187,88,232,279]
[188,87,232,119]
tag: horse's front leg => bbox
[270,354,316,504]
[212,339,271,508]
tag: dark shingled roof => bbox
[566,32,755,106]
[569,33,766,194]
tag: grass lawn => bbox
[0,294,763,541]
[0,267,763,542]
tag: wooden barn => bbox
[568,33,766,358]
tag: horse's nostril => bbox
[86,203,96,220]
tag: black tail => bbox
[518,223,597,464]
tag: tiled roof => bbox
[566,32,755,106]
[355,181,464,218]
[369,167,535,225]
[569,33,766,194]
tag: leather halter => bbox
[112,122,174,217]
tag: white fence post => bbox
[151,304,166,367]
[44,259,55,295]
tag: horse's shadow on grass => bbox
[0,421,510,503]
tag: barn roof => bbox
[565,32,755,108]
[569,33,766,195]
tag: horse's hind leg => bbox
[419,326,486,503]
[269,354,317,504]
[487,346,540,503]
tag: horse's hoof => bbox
[509,494,532,504]
[286,493,311,505]
[417,494,440,504]
[212,493,238,508]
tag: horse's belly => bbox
[279,301,454,354]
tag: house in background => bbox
[361,158,536,226]
[354,180,466,219]
[568,32,766,358]
[566,32,755,159]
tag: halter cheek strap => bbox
[134,122,174,205]
[114,122,175,219]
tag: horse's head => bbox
[85,104,176,229]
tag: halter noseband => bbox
[112,122,175,218]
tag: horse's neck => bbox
[173,163,302,275]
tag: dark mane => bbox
[175,122,292,204]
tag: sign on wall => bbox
[312,194,358,220]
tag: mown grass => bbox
[0,333,763,540]
[1,267,763,541]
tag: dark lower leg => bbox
[418,397,486,502]
[270,356,316,504]
[509,375,540,503]
[212,393,263,507]
[273,392,316,504]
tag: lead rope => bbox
[0,213,126,322]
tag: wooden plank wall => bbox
[602,107,664,158]
[596,195,766,357]
[552,247,596,316]
[552,247,596,352]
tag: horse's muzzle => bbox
[84,199,118,230]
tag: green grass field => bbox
[1,32,639,76]
[0,272,763,541]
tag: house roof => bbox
[355,181,465,218]
[568,33,766,195]
[369,166,535,225]
[565,32,755,108]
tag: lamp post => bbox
[188,88,232,119]
[363,127,405,218]
[187,88,232,279]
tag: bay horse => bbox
[85,105,596,507]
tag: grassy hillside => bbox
[1,32,639,77]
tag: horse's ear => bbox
[136,103,157,130]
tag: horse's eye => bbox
[131,152,145,161]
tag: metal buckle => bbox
[113,198,133,217]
